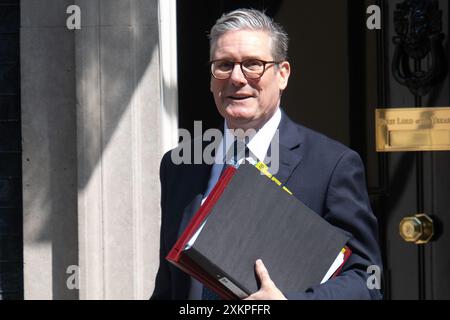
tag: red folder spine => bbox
[166,166,236,273]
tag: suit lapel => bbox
[270,111,304,185]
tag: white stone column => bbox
[75,0,177,299]
[21,0,178,299]
[158,0,179,151]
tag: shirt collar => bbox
[215,107,281,164]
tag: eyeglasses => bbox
[209,59,281,80]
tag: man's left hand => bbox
[243,259,287,300]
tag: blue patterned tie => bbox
[225,139,249,166]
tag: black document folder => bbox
[171,163,351,299]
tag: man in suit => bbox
[151,8,382,300]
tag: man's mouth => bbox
[228,94,253,100]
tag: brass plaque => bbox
[376,107,450,152]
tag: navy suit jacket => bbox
[151,112,383,300]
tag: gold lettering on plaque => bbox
[376,107,450,151]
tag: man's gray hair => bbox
[209,9,289,61]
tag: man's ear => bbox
[278,61,290,91]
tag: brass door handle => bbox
[399,213,434,244]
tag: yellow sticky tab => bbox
[255,161,272,178]
[255,161,268,171]
[271,176,282,186]
[282,186,293,195]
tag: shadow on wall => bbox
[21,0,163,299]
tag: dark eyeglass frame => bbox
[209,59,282,80]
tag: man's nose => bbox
[229,63,247,85]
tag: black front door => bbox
[350,0,450,299]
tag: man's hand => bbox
[244,259,287,300]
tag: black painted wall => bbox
[0,0,23,300]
